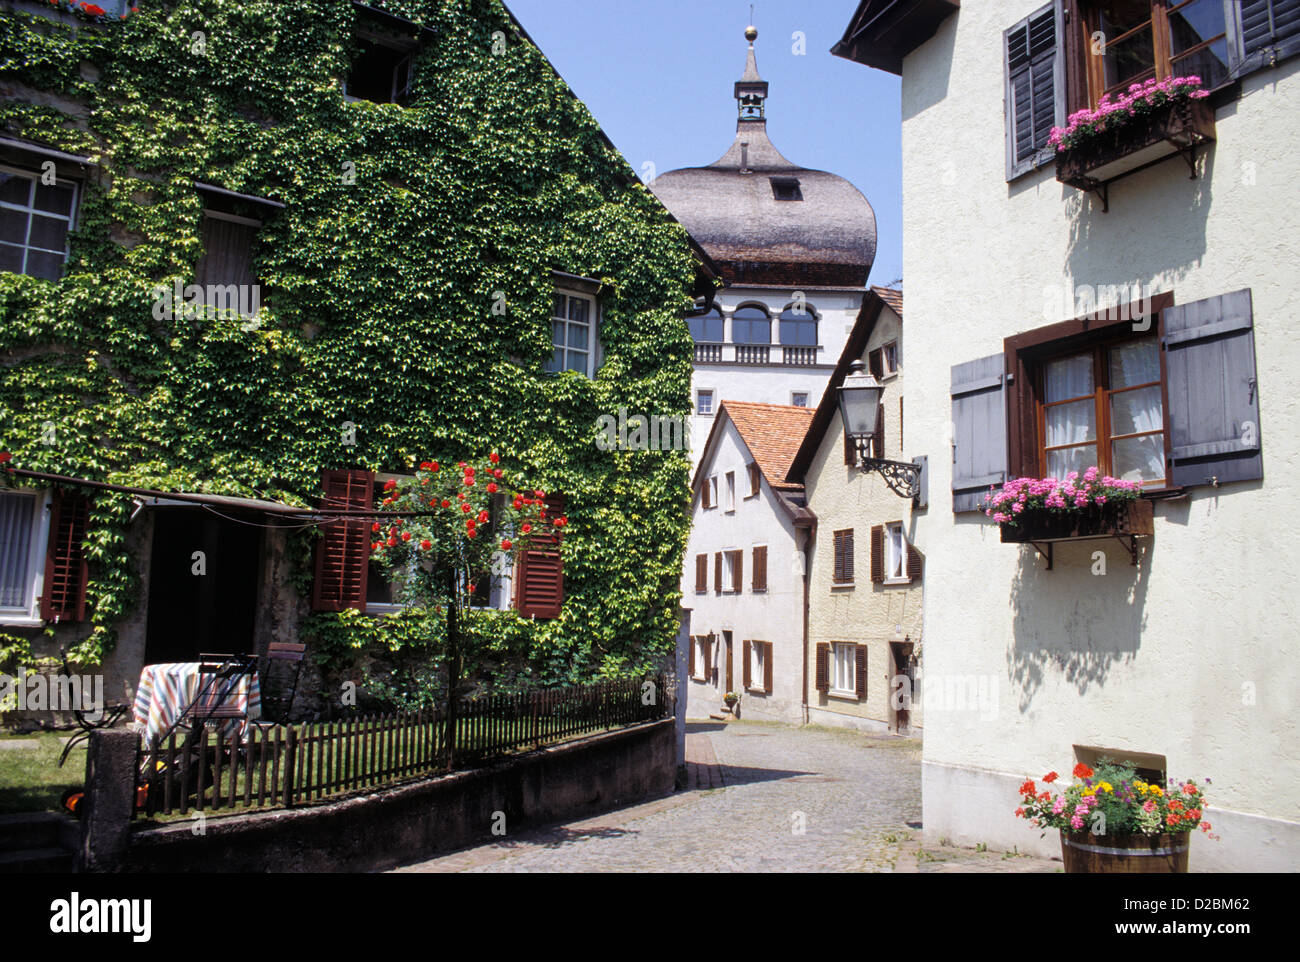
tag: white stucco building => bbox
[650,26,880,466]
[683,401,815,723]
[833,0,1300,870]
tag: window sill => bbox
[745,686,769,696]
[831,581,855,590]
[883,577,910,587]
[0,614,43,628]
[751,588,767,594]
[827,689,860,702]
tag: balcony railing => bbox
[782,346,818,366]
[694,343,723,363]
[735,344,770,365]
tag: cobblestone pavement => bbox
[393,719,1061,873]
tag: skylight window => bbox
[770,177,802,201]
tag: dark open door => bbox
[723,630,734,693]
[145,509,262,663]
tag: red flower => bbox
[371,542,381,551]
[465,466,475,477]
[1037,791,1050,802]
[478,510,490,523]
[84,3,106,15]
[461,503,471,514]
[464,477,475,487]
[501,539,513,551]
[1019,780,1036,796]
[0,452,11,463]
[457,492,466,501]
[382,497,393,505]
[387,537,397,547]
[554,516,567,527]
[384,479,397,491]
[1043,771,1058,783]
[1015,807,1024,817]
[534,490,545,499]
[401,531,411,542]
[440,499,451,509]
[486,482,498,494]
[466,525,478,539]
[420,539,432,551]
[420,461,431,471]
[1073,763,1094,780]
[489,452,500,464]
[371,522,380,532]
[457,461,465,468]
[430,461,439,472]
[512,497,523,509]
[520,522,532,534]
[493,469,503,479]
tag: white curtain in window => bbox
[0,493,35,608]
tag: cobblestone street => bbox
[393,719,1061,873]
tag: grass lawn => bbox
[0,730,86,815]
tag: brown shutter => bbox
[815,643,830,693]
[515,493,566,619]
[842,529,854,582]
[752,545,767,591]
[871,402,885,459]
[763,642,773,693]
[312,469,373,612]
[855,645,868,699]
[748,463,761,496]
[743,639,752,689]
[702,479,712,510]
[733,550,743,594]
[844,429,856,466]
[705,632,715,679]
[714,552,722,595]
[870,525,884,584]
[695,553,708,593]
[907,542,924,583]
[868,348,884,379]
[689,636,697,677]
[39,492,90,623]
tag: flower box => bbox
[1056,97,1215,205]
[1060,831,1189,874]
[999,499,1153,545]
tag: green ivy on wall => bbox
[0,0,701,682]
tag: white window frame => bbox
[829,642,857,699]
[790,391,810,408]
[0,163,79,281]
[0,489,52,627]
[694,636,711,681]
[697,389,715,416]
[881,340,900,379]
[885,522,907,583]
[725,471,736,513]
[547,289,597,378]
[707,475,719,510]
[751,642,766,692]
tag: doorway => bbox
[722,630,734,694]
[144,509,262,664]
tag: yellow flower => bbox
[1150,785,1163,797]
[1099,781,1113,793]
[1133,780,1148,792]
[1083,787,1096,797]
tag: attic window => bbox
[770,177,802,201]
[347,37,414,105]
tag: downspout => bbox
[800,520,815,725]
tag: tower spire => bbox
[734,20,768,125]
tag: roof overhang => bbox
[351,1,438,40]
[830,0,960,75]
[0,136,95,169]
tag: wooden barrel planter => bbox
[1060,831,1190,873]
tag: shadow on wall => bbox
[1062,139,1216,289]
[1007,533,1153,712]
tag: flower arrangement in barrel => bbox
[1048,75,1210,153]
[368,453,567,613]
[1015,760,1218,840]
[984,466,1142,528]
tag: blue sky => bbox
[506,0,904,286]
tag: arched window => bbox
[688,307,724,343]
[780,304,818,346]
[732,305,771,345]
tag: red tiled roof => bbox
[871,285,902,317]
[720,401,817,492]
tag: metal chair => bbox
[260,642,306,725]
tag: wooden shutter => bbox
[868,348,884,379]
[1162,290,1263,488]
[871,402,885,459]
[1004,3,1061,180]
[702,478,712,510]
[689,636,697,677]
[832,529,854,583]
[951,354,1009,513]
[705,632,715,679]
[743,639,752,689]
[748,463,761,496]
[515,494,566,619]
[714,552,722,594]
[752,545,767,591]
[762,642,773,693]
[1230,0,1300,78]
[854,645,868,699]
[870,525,884,584]
[844,428,857,466]
[311,469,373,612]
[732,549,743,593]
[39,492,89,623]
[815,643,830,693]
[907,541,924,583]
[695,553,708,593]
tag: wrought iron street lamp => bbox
[838,359,923,499]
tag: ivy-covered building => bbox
[0,0,719,713]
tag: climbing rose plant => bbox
[1048,75,1210,153]
[983,467,1142,527]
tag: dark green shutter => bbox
[1230,0,1300,78]
[951,354,1009,513]
[1004,3,1062,180]
[1162,290,1263,488]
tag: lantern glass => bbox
[838,360,882,440]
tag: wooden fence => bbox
[134,675,669,818]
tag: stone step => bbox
[0,811,68,852]
[0,846,73,873]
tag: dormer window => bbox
[770,177,802,201]
[346,3,433,106]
